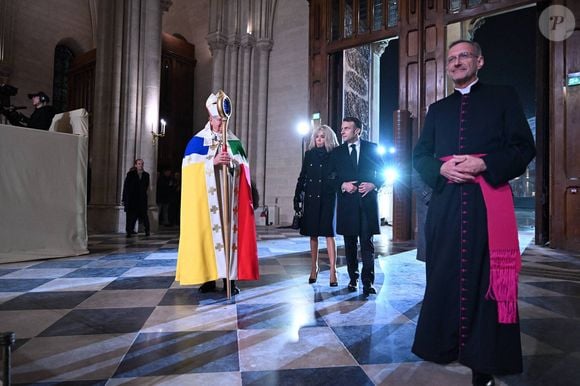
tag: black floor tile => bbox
[519,318,580,352]
[525,280,580,297]
[113,331,239,377]
[0,279,53,292]
[0,291,95,310]
[241,366,374,386]
[101,252,150,260]
[501,353,580,386]
[39,307,155,336]
[30,260,92,269]
[520,295,580,318]
[332,323,421,365]
[136,259,177,267]
[63,268,132,278]
[159,288,230,306]
[103,276,175,290]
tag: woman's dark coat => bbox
[293,147,336,237]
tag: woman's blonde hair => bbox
[307,124,339,152]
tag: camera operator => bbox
[14,91,56,130]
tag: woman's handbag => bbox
[291,210,302,230]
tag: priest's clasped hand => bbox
[440,154,486,184]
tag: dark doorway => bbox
[473,6,537,211]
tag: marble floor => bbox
[1,216,579,385]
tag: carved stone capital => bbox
[372,38,396,57]
[228,34,241,47]
[207,32,227,52]
[240,33,256,48]
[256,39,273,52]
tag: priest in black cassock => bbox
[411,40,536,386]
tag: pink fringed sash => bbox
[441,155,520,324]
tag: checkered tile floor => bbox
[1,220,579,385]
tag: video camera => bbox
[0,84,27,126]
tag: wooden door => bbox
[551,0,580,251]
[158,33,196,173]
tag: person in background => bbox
[293,125,340,286]
[412,39,536,386]
[8,91,56,130]
[122,159,151,237]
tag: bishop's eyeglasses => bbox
[447,52,479,64]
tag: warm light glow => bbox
[160,119,167,135]
[296,121,310,136]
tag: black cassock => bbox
[412,82,536,375]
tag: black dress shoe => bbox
[472,371,495,386]
[198,281,217,293]
[222,279,240,295]
[347,278,358,292]
[363,285,376,295]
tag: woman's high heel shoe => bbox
[308,267,319,284]
[329,271,338,287]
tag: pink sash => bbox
[440,155,520,324]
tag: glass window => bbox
[387,0,398,28]
[449,0,462,13]
[331,0,341,40]
[373,0,383,31]
[345,0,354,38]
[360,0,369,33]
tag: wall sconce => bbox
[151,118,167,144]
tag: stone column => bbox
[253,39,273,203]
[89,0,163,233]
[207,32,227,92]
[237,33,254,150]
[225,35,240,116]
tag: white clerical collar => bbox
[455,78,479,95]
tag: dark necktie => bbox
[350,144,357,169]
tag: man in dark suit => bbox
[331,117,384,295]
[122,158,151,237]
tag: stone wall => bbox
[162,0,213,133]
[265,0,309,225]
[9,0,94,108]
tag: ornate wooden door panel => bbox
[551,0,580,251]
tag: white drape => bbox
[0,124,89,263]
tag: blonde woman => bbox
[293,125,339,286]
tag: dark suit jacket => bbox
[122,169,150,213]
[331,140,384,236]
